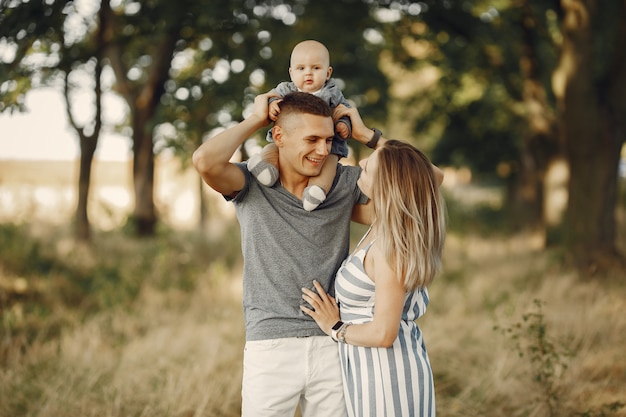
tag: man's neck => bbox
[278,160,309,199]
[278,170,309,199]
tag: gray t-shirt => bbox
[230,162,367,341]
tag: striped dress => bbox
[335,235,436,417]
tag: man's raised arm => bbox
[192,92,279,197]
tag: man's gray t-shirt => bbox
[231,162,367,341]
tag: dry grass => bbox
[1,255,246,417]
[424,231,626,417]
[0,173,625,416]
[1,226,624,417]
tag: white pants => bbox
[242,336,347,417]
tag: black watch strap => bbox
[366,128,382,149]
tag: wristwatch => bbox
[338,323,351,343]
[331,320,344,342]
[366,128,382,149]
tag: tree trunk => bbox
[556,0,625,269]
[66,3,105,242]
[131,124,156,236]
[64,0,108,242]
[75,136,98,241]
[508,0,561,230]
[102,0,178,237]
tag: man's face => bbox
[274,112,334,178]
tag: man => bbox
[193,91,379,416]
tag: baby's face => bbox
[289,44,332,93]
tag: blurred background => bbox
[1,1,625,416]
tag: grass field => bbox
[1,176,625,417]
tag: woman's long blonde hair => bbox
[371,140,446,291]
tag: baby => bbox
[247,40,352,211]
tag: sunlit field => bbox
[1,162,625,417]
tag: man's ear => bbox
[272,125,284,147]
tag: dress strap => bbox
[350,226,376,257]
[353,226,372,249]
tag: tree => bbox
[3,0,622,268]
[502,0,561,228]
[62,1,107,242]
[0,0,105,242]
[100,0,177,236]
[100,0,266,236]
[555,0,626,268]
[156,0,389,228]
[383,0,624,269]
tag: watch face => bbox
[332,321,344,331]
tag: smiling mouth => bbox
[306,156,323,165]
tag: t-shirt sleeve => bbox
[226,162,251,203]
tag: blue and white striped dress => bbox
[335,235,436,417]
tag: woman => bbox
[301,139,446,417]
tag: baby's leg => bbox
[261,143,279,167]
[248,143,279,186]
[302,154,339,211]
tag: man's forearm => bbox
[193,114,266,176]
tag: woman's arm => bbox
[334,104,444,188]
[301,245,405,348]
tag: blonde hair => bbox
[371,140,446,291]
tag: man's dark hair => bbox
[278,92,332,119]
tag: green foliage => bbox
[442,185,511,236]
[2,0,624,249]
[0,0,71,112]
[158,0,390,158]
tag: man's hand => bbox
[250,91,281,125]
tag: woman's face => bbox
[357,149,380,198]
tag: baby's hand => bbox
[268,100,281,121]
[335,121,350,139]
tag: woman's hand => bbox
[300,280,341,336]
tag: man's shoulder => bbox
[226,162,251,203]
[337,163,360,172]
[333,164,367,205]
[336,163,361,182]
